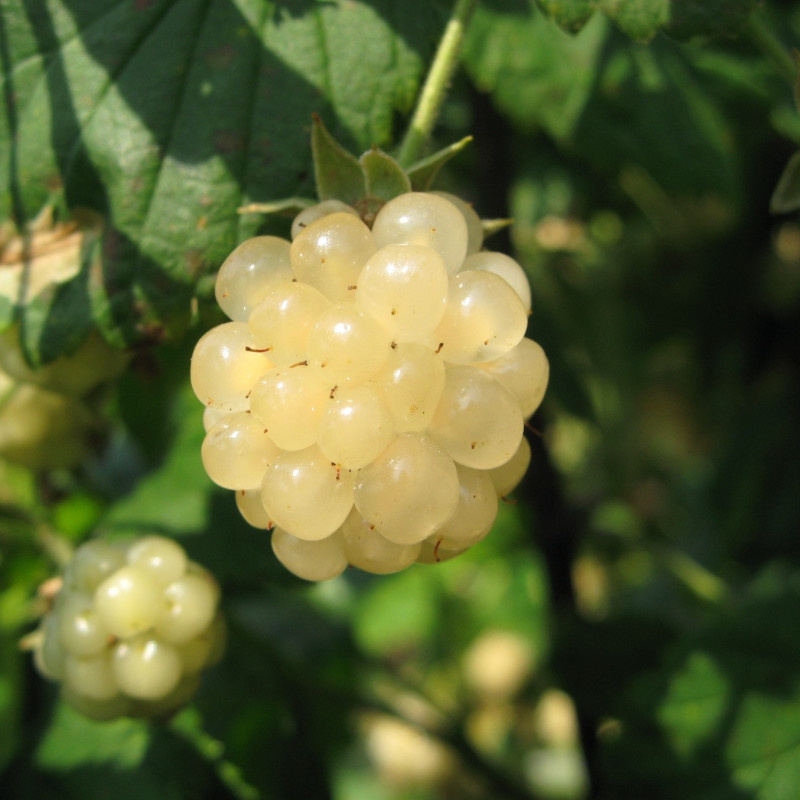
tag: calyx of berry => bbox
[239,115,508,234]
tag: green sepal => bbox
[770,151,800,214]
[237,197,316,217]
[482,218,514,240]
[311,114,367,205]
[406,136,473,191]
[359,147,412,202]
[237,123,475,222]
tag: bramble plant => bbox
[3,1,800,799]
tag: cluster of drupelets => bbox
[191,192,548,581]
[31,536,225,721]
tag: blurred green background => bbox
[2,1,800,798]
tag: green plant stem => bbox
[170,709,261,800]
[656,545,729,605]
[745,12,796,90]
[35,523,74,570]
[396,0,478,168]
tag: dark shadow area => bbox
[589,589,800,799]
[467,23,800,795]
[199,569,359,800]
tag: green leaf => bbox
[597,0,669,41]
[770,151,800,214]
[103,382,211,536]
[599,579,800,798]
[359,147,411,202]
[575,41,740,200]
[406,136,474,191]
[29,702,227,800]
[535,0,759,46]
[467,1,754,208]
[657,652,731,758]
[354,569,440,656]
[535,0,595,33]
[311,114,367,205]
[463,4,609,141]
[36,704,151,773]
[727,693,800,798]
[1,0,442,359]
[666,0,761,40]
[18,269,92,368]
[533,0,670,44]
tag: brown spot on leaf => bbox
[213,130,245,154]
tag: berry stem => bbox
[396,0,478,168]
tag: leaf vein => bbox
[138,0,216,253]
[60,0,180,187]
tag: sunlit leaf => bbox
[0,0,441,359]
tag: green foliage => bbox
[770,150,800,212]
[1,0,444,361]
[3,0,800,799]
[535,0,760,39]
[594,577,800,797]
[312,114,370,205]
[536,0,595,33]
